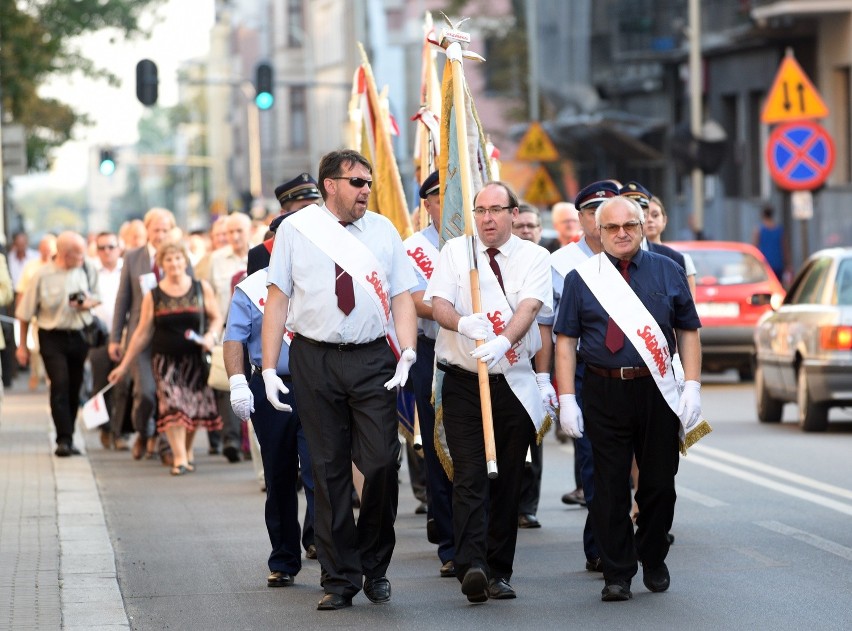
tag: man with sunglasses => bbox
[261,149,417,611]
[554,195,702,602]
[425,181,552,604]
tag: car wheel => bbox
[797,369,828,432]
[755,364,783,423]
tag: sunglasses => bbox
[97,244,118,251]
[331,176,372,189]
[600,221,641,235]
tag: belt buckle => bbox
[619,367,632,380]
[337,343,347,351]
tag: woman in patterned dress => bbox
[109,241,223,475]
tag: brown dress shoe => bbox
[132,436,145,460]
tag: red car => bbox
[667,241,786,380]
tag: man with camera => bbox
[16,231,101,456]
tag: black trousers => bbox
[518,438,543,515]
[289,336,400,598]
[583,371,680,583]
[441,369,532,582]
[39,329,88,446]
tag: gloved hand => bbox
[470,334,511,369]
[229,374,254,420]
[384,347,417,389]
[672,353,685,391]
[558,394,584,438]
[676,380,701,431]
[457,313,490,340]
[536,372,558,416]
[262,368,292,412]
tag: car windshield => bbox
[688,249,769,286]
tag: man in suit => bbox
[109,207,188,461]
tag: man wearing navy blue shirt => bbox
[554,195,702,602]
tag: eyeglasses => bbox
[513,222,540,230]
[600,221,641,235]
[472,205,512,216]
[331,176,372,189]
[96,244,118,251]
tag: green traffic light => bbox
[255,92,274,110]
[100,159,116,176]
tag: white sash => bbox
[575,253,681,414]
[477,246,547,433]
[288,205,392,329]
[551,242,589,282]
[236,269,293,346]
[403,231,439,281]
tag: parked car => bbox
[753,247,852,431]
[668,240,785,380]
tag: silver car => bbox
[754,247,852,431]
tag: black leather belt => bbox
[436,362,506,384]
[294,333,385,352]
[586,365,651,380]
[251,366,292,381]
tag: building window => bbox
[287,0,304,48]
[290,87,307,149]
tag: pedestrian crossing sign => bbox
[524,165,562,206]
[516,122,559,162]
[761,51,829,124]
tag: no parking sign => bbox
[766,121,834,191]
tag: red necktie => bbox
[486,247,505,294]
[604,259,631,354]
[335,222,355,315]
[152,259,161,281]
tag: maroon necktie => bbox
[604,259,631,353]
[335,222,355,315]
[152,259,161,282]
[486,247,505,294]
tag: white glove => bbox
[672,353,685,391]
[558,394,584,438]
[262,368,292,412]
[536,372,558,416]
[384,348,417,389]
[457,313,490,340]
[470,334,511,369]
[676,380,701,431]
[229,374,254,420]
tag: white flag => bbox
[81,385,113,429]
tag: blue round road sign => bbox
[766,121,834,191]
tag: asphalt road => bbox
[87,372,852,630]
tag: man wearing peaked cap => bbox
[419,170,440,200]
[274,173,322,207]
[574,180,620,211]
[618,181,652,209]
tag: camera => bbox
[69,291,86,305]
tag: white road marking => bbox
[676,486,727,507]
[757,520,852,562]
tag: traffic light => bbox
[254,62,274,110]
[99,149,116,176]
[136,59,158,106]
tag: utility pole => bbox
[525,0,540,122]
[689,0,704,238]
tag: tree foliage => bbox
[0,0,165,171]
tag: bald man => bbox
[551,202,583,247]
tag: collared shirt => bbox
[8,248,39,288]
[267,204,417,344]
[554,248,700,368]
[208,247,247,318]
[92,258,123,331]
[224,283,290,375]
[15,263,99,331]
[424,234,552,373]
[409,223,440,340]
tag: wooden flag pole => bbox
[442,26,497,479]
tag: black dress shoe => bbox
[487,578,516,600]
[461,567,488,603]
[561,488,586,506]
[267,571,294,587]
[363,576,391,603]
[426,518,439,544]
[55,443,72,457]
[517,513,541,529]
[440,560,456,578]
[601,581,632,602]
[223,444,240,463]
[305,544,317,560]
[68,444,82,455]
[642,563,670,593]
[414,501,428,515]
[317,593,352,610]
[585,557,603,572]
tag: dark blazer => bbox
[110,246,194,345]
[246,240,274,276]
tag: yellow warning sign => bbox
[516,122,559,162]
[761,52,829,124]
[524,165,562,206]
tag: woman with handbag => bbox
[109,241,222,476]
[15,231,100,456]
